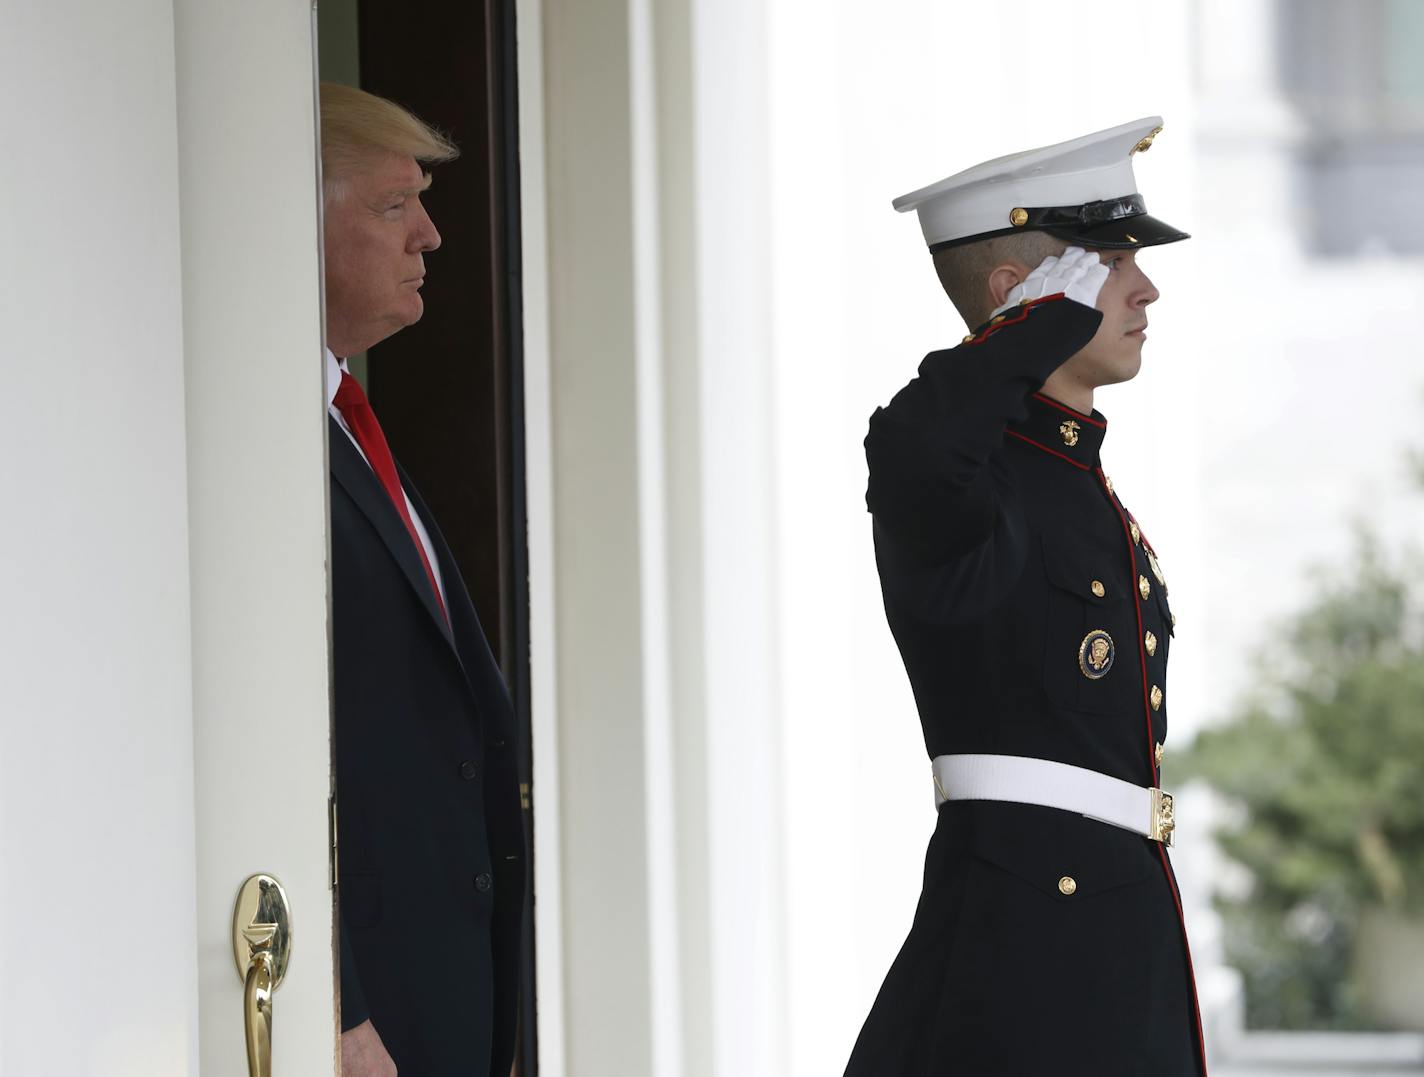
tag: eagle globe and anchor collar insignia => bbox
[1005,393,1107,469]
[1078,629,1116,679]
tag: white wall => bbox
[0,3,199,1073]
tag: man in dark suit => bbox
[846,119,1206,1074]
[320,82,525,1077]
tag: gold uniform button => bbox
[1149,550,1167,588]
[1139,575,1151,601]
[1019,296,1033,307]
[962,334,975,344]
[1130,519,1141,545]
[1010,207,1029,227]
[1104,474,1115,494]
[1171,612,1178,629]
[1145,630,1158,656]
[1151,685,1164,711]
[1155,741,1165,767]
[1091,580,1106,598]
[1058,876,1077,896]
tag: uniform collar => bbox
[325,347,350,411]
[1006,392,1107,470]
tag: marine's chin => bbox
[1095,351,1144,387]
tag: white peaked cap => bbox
[893,116,1189,252]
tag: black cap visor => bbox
[1041,212,1189,250]
[929,194,1189,253]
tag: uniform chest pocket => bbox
[1041,537,1136,716]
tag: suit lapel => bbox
[328,416,456,651]
[398,462,513,725]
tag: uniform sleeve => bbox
[339,921,370,1032]
[864,296,1102,565]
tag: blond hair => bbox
[932,231,1067,328]
[319,83,459,201]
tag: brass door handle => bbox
[232,875,292,1077]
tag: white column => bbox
[528,0,786,1071]
[535,0,661,1070]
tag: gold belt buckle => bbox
[1149,788,1175,846]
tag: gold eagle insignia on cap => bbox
[1131,125,1164,155]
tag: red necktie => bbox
[333,371,449,623]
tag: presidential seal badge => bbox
[1078,629,1116,680]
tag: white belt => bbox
[931,753,1176,845]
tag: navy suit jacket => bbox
[330,416,525,1076]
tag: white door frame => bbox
[174,1,336,1073]
[1,2,337,1074]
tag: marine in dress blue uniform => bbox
[845,118,1207,1076]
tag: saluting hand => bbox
[993,246,1108,317]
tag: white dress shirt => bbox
[326,348,446,605]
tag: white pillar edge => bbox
[515,0,569,1072]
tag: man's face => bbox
[323,153,441,356]
[1063,248,1159,388]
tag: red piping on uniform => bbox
[1031,392,1107,428]
[1005,429,1090,470]
[1098,465,1210,1075]
[1098,469,1158,784]
[1156,841,1208,1075]
[963,293,1067,345]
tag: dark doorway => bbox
[321,0,537,1071]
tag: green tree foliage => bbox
[1179,523,1424,1030]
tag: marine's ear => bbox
[986,262,1029,312]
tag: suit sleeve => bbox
[864,296,1102,565]
[339,921,370,1032]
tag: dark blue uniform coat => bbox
[331,418,525,1076]
[844,296,1206,1076]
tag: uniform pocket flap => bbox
[968,801,1153,900]
[1040,536,1124,606]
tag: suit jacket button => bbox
[474,872,494,893]
[459,760,479,781]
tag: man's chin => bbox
[1090,355,1143,388]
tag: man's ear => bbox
[987,263,1027,311]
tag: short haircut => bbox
[319,83,459,202]
[932,230,1067,328]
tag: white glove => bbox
[992,246,1107,317]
